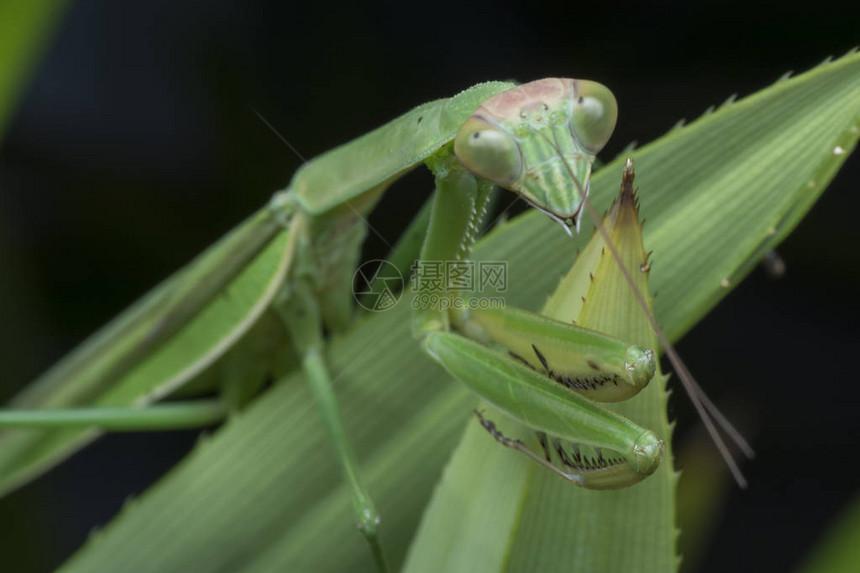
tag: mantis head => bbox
[454,78,618,232]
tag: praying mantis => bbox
[0,78,752,572]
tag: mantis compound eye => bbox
[569,80,618,154]
[454,117,522,186]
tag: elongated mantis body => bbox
[0,78,747,572]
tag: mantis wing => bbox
[0,209,292,495]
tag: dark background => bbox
[0,1,858,571]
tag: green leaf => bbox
[56,52,860,573]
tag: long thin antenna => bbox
[550,144,753,488]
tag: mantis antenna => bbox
[546,139,755,488]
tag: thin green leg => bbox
[412,152,494,337]
[0,399,228,431]
[276,278,388,573]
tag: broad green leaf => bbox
[56,52,860,573]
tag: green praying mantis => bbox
[0,78,753,572]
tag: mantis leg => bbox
[413,152,662,489]
[0,304,290,432]
[423,331,661,489]
[473,410,625,487]
[362,184,500,310]
[0,400,228,431]
[275,275,388,573]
